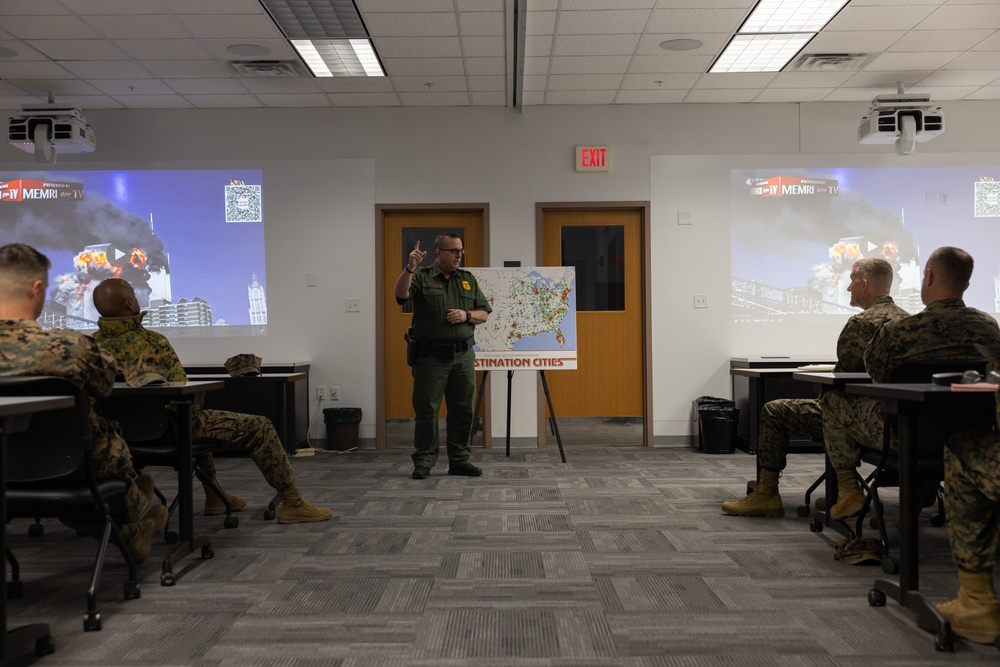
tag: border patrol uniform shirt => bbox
[405,263,491,343]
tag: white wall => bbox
[3,100,999,444]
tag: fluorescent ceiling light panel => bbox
[711,33,814,72]
[740,0,849,33]
[291,39,384,77]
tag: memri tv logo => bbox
[0,179,84,202]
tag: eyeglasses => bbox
[438,247,465,256]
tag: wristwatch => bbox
[465,310,472,323]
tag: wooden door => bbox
[379,208,487,447]
[540,207,646,438]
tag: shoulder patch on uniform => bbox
[462,280,471,290]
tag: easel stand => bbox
[470,370,567,463]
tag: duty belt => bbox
[419,336,476,355]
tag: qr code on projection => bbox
[224,184,262,223]
[973,180,1000,218]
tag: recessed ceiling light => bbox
[711,33,814,73]
[0,47,18,58]
[659,39,703,52]
[227,44,271,57]
[291,39,384,77]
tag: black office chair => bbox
[102,394,240,539]
[855,359,991,574]
[0,376,141,632]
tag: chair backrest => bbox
[888,358,993,446]
[102,394,174,444]
[888,358,986,383]
[0,376,91,484]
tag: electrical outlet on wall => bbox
[316,385,326,401]
[329,386,340,401]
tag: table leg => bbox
[160,401,212,586]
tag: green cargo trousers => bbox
[411,349,476,469]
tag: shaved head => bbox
[93,278,139,318]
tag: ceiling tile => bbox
[397,91,470,105]
[163,78,251,94]
[142,60,232,78]
[1,0,71,16]
[525,35,553,57]
[382,57,465,76]
[621,72,701,89]
[826,5,936,31]
[0,61,76,79]
[561,0,658,9]
[629,54,714,74]
[239,77,323,94]
[753,88,830,102]
[458,12,505,37]
[362,12,459,37]
[805,30,906,52]
[646,8,747,33]
[963,86,1000,100]
[845,70,933,88]
[971,31,1000,51]
[888,29,995,52]
[255,93,330,107]
[314,77,395,92]
[393,76,467,92]
[550,55,631,75]
[635,33,728,54]
[865,51,961,70]
[175,14,287,40]
[159,0,267,14]
[904,84,981,100]
[115,38,211,60]
[461,36,505,57]
[944,52,1000,69]
[1,15,104,40]
[465,57,505,75]
[469,75,505,92]
[769,71,855,88]
[38,94,124,109]
[917,5,1000,30]
[694,72,778,89]
[685,88,758,102]
[83,15,189,39]
[615,89,687,103]
[470,90,505,105]
[327,91,401,106]
[58,60,154,79]
[545,90,616,104]
[88,78,176,95]
[201,38,299,60]
[60,0,167,14]
[546,73,624,90]
[556,10,652,35]
[360,0,454,11]
[520,90,544,105]
[13,78,102,96]
[26,39,127,61]
[554,34,640,56]
[0,40,57,61]
[185,94,263,108]
[526,11,556,36]
[108,94,193,108]
[375,36,462,58]
[918,69,999,86]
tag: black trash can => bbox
[693,396,738,454]
[323,407,362,451]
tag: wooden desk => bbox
[187,373,306,451]
[729,357,835,453]
[109,381,224,586]
[792,372,872,536]
[0,395,73,662]
[846,382,995,652]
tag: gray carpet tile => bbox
[6,446,1000,666]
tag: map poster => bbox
[469,266,577,371]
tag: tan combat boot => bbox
[935,569,1000,644]
[203,476,248,516]
[120,504,168,564]
[722,469,784,517]
[276,481,333,524]
[829,467,866,521]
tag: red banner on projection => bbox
[0,179,84,202]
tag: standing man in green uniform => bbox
[395,233,491,480]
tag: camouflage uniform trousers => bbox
[821,392,900,469]
[90,412,148,523]
[943,430,1000,572]
[756,398,823,471]
[191,408,295,490]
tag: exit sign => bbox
[576,146,610,172]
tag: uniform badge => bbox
[462,280,471,290]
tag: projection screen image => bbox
[731,166,1000,323]
[0,169,266,337]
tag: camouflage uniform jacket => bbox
[833,295,909,372]
[0,317,121,460]
[92,313,187,382]
[864,298,1000,383]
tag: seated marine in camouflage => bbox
[0,244,167,563]
[91,278,331,525]
[722,258,908,518]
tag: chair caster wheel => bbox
[929,513,945,527]
[881,557,898,575]
[84,611,102,632]
[809,519,823,532]
[263,509,276,521]
[868,589,886,607]
[869,517,880,530]
[161,572,175,586]
[27,523,43,537]
[935,632,954,652]
[223,516,239,529]
[201,545,214,559]
[163,530,179,544]
[796,506,810,518]
[35,635,55,655]
[124,581,141,600]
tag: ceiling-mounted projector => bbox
[8,103,96,165]
[858,93,944,156]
